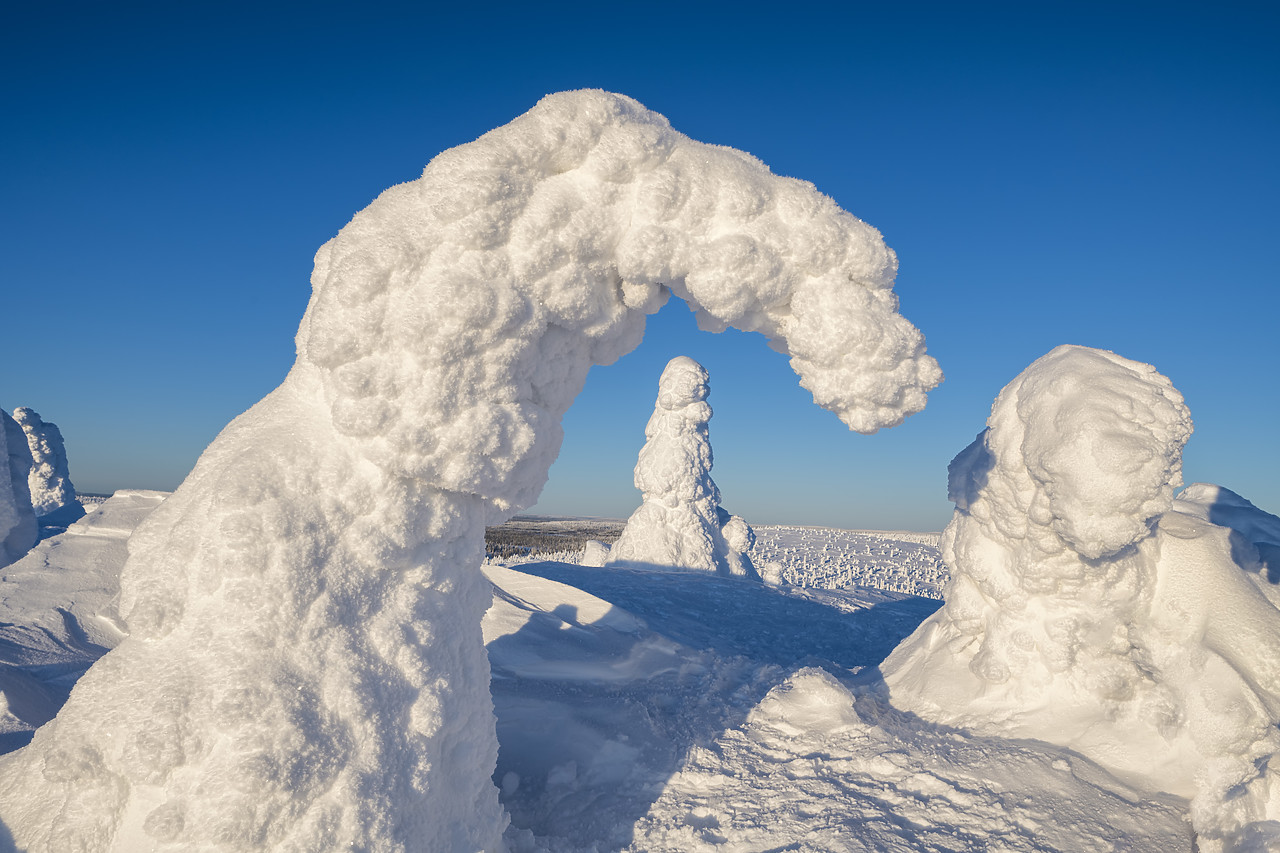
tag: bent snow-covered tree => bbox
[607,355,758,578]
[0,90,940,851]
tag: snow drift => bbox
[606,356,757,578]
[0,410,37,569]
[0,90,939,851]
[13,407,83,525]
[882,345,1280,851]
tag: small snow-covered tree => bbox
[13,407,83,522]
[0,409,37,568]
[606,356,758,578]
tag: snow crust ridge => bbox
[606,356,758,578]
[882,344,1280,851]
[0,90,939,851]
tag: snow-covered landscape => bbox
[2,494,1210,851]
[2,85,1278,853]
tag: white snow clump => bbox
[0,90,939,852]
[882,344,1280,851]
[0,410,37,568]
[580,539,611,567]
[606,356,758,578]
[13,407,83,523]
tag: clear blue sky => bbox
[3,1,1276,530]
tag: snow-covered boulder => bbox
[606,356,759,578]
[0,90,939,851]
[13,407,83,525]
[0,410,37,568]
[882,345,1280,851]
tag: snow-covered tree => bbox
[882,345,1280,851]
[0,90,939,851]
[0,409,37,568]
[13,407,83,522]
[606,356,758,578]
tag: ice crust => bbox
[0,90,939,851]
[13,407,82,522]
[606,356,758,578]
[882,345,1280,850]
[0,410,37,569]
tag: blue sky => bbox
[2,1,1276,530]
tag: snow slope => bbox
[0,499,1197,851]
[0,491,166,752]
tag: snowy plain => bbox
[0,495,1196,851]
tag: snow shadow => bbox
[486,562,939,848]
[513,562,939,670]
[1204,498,1280,585]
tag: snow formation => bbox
[0,410,37,569]
[0,90,939,851]
[13,407,83,523]
[882,345,1280,850]
[606,356,758,578]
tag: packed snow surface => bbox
[12,408,81,523]
[0,500,1197,851]
[0,411,36,569]
[0,490,165,753]
[606,356,757,578]
[0,90,940,851]
[882,345,1280,851]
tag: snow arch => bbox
[0,91,940,851]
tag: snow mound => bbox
[12,408,82,523]
[882,344,1280,850]
[579,539,610,566]
[0,90,938,851]
[0,410,37,568]
[629,666,1189,852]
[606,356,757,578]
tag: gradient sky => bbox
[3,1,1276,531]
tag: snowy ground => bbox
[0,494,1192,850]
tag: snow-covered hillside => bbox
[0,494,1195,850]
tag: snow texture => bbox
[0,90,939,851]
[606,356,758,578]
[753,525,946,598]
[13,407,83,524]
[0,410,37,569]
[0,490,165,753]
[882,344,1280,850]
